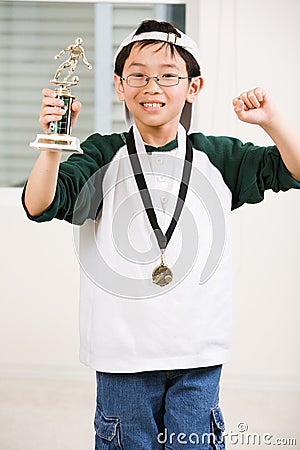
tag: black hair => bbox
[114,20,201,78]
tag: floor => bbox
[0,377,299,450]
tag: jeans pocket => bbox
[94,407,123,450]
[210,405,226,450]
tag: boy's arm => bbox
[24,88,81,217]
[24,151,62,217]
[232,87,300,182]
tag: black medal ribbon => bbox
[126,127,193,253]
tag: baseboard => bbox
[221,371,300,392]
[0,363,94,382]
[0,363,299,392]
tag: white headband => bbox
[114,28,202,132]
[114,30,202,68]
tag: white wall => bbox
[0,188,84,379]
[0,0,299,390]
[187,0,300,390]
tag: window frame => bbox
[1,0,201,197]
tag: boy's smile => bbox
[114,43,203,146]
[140,102,165,111]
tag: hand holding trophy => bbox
[30,37,92,153]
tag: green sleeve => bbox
[22,132,124,225]
[189,133,300,210]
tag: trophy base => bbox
[30,134,83,153]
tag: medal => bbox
[126,125,193,286]
[152,250,173,287]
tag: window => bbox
[0,1,185,187]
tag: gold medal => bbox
[152,250,173,287]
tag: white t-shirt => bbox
[23,126,300,372]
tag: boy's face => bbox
[114,43,203,140]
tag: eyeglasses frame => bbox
[120,74,191,87]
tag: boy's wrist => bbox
[39,149,62,161]
[259,113,284,134]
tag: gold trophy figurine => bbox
[30,37,92,153]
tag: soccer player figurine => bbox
[51,37,92,86]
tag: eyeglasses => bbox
[120,73,190,87]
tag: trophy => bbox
[30,37,92,153]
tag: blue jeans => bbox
[94,365,225,450]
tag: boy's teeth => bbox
[143,103,163,108]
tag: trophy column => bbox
[49,89,74,136]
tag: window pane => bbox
[0,1,95,187]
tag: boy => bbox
[22,20,300,450]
